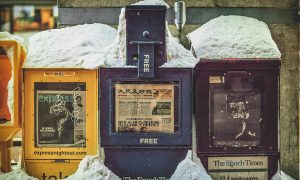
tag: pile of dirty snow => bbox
[188,15,281,59]
[170,150,212,180]
[23,23,117,68]
[65,155,120,180]
[0,169,37,180]
[82,0,198,69]
[0,161,37,180]
[0,32,26,123]
[271,170,295,180]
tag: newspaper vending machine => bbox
[195,59,280,180]
[23,68,98,179]
[100,5,192,179]
[0,40,25,172]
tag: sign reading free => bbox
[208,156,268,180]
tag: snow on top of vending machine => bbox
[23,0,197,69]
[132,0,170,7]
[187,15,281,60]
[23,23,117,68]
[82,0,198,69]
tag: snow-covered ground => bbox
[170,151,212,180]
[0,169,37,180]
[62,150,211,180]
[0,159,37,180]
[271,170,295,180]
[64,155,120,180]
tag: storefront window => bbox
[0,7,12,32]
[13,5,57,32]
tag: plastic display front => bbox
[99,67,192,179]
[23,69,98,178]
[100,68,192,147]
[195,59,280,180]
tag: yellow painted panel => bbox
[23,69,98,160]
[25,160,80,179]
[0,40,26,141]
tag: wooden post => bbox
[0,139,13,172]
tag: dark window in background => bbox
[0,5,57,48]
[13,5,57,32]
[0,7,12,33]
[0,47,6,55]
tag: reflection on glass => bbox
[35,82,86,147]
[114,84,175,133]
[210,75,263,147]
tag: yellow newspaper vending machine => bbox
[0,40,25,172]
[23,68,98,179]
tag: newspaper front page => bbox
[115,84,174,133]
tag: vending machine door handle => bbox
[226,71,248,78]
[43,72,76,77]
[130,41,162,79]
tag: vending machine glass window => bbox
[34,82,86,147]
[209,74,265,147]
[113,83,177,134]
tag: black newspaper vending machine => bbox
[99,5,192,179]
[195,59,280,180]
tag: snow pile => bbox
[0,32,25,47]
[23,23,117,68]
[0,32,26,123]
[65,155,120,180]
[23,0,196,69]
[0,162,37,180]
[271,170,295,180]
[170,150,212,180]
[188,15,281,59]
[0,169,37,180]
[0,154,36,180]
[82,0,198,69]
[133,0,170,6]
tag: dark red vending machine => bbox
[99,5,192,179]
[195,59,280,180]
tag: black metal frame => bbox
[199,154,278,179]
[195,59,280,154]
[100,67,193,147]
